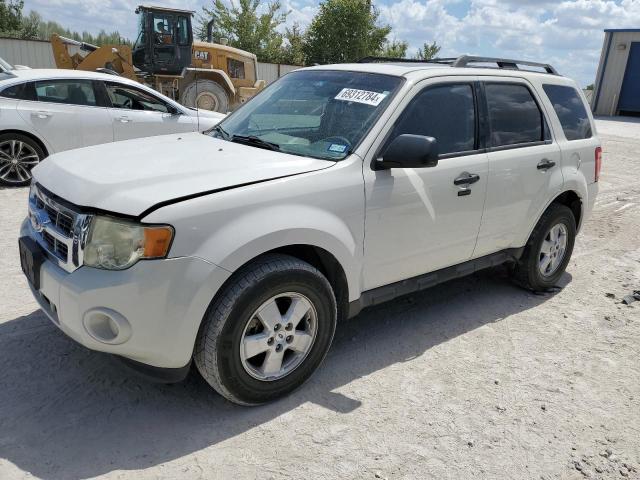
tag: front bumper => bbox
[21,218,231,370]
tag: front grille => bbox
[35,196,74,236]
[42,230,69,260]
[28,184,91,273]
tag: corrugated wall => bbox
[256,62,300,84]
[593,31,640,116]
[0,37,57,68]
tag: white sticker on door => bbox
[334,88,388,106]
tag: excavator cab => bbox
[132,5,194,75]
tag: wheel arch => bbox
[523,189,584,245]
[180,68,235,96]
[0,129,50,157]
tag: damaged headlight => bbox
[83,216,174,270]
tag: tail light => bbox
[595,146,602,182]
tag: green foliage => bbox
[303,0,391,65]
[415,41,441,60]
[37,16,128,46]
[280,22,305,65]
[585,83,594,91]
[0,0,37,39]
[0,1,128,45]
[379,39,408,58]
[198,0,289,63]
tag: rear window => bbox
[543,84,592,141]
[485,83,546,148]
[0,82,34,100]
[34,79,97,106]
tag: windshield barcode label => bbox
[334,88,387,106]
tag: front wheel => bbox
[194,254,337,405]
[511,203,577,291]
[0,133,46,187]
[181,79,229,113]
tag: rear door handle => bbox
[537,159,556,170]
[32,111,52,119]
[117,116,131,123]
[453,172,480,185]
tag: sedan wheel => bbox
[0,137,43,186]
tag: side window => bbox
[177,17,189,46]
[389,83,476,156]
[33,79,97,106]
[0,82,27,99]
[105,82,170,113]
[485,83,546,147]
[227,58,245,79]
[543,84,592,141]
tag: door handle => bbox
[537,159,556,170]
[117,116,131,123]
[453,172,480,185]
[32,111,52,119]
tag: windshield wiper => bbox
[211,124,231,140]
[231,135,280,151]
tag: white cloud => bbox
[24,0,640,85]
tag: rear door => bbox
[473,79,563,257]
[103,81,195,141]
[17,79,113,152]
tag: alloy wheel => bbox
[240,292,318,381]
[538,223,568,277]
[0,140,40,185]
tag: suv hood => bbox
[33,133,333,217]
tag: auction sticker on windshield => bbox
[335,88,388,106]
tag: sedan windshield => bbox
[210,70,403,160]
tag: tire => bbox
[0,133,46,187]
[181,79,229,113]
[511,203,577,291]
[194,254,337,405]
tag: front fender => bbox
[195,205,361,301]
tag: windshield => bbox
[210,70,403,160]
[0,57,13,72]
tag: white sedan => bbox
[0,68,225,186]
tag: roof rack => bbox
[357,55,559,75]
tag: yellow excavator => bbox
[50,5,266,112]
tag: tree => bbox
[199,0,288,63]
[378,39,408,58]
[415,41,441,61]
[281,22,305,65]
[303,0,391,65]
[0,0,37,39]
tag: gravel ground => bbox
[1,118,639,480]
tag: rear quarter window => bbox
[0,82,35,100]
[542,84,592,141]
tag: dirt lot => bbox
[1,118,639,480]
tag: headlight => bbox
[83,216,174,270]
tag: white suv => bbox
[19,56,601,405]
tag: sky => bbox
[22,0,640,87]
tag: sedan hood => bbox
[33,133,332,217]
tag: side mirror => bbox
[375,134,439,170]
[167,105,182,116]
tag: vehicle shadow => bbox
[0,267,571,480]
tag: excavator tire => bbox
[182,79,229,113]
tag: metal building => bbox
[592,29,640,116]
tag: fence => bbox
[0,37,299,83]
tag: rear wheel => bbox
[511,203,576,291]
[194,254,337,405]
[0,133,45,187]
[181,79,229,113]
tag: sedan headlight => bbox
[83,216,174,270]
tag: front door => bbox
[362,79,489,291]
[103,81,195,141]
